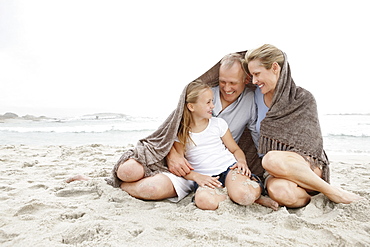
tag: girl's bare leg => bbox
[226,170,279,210]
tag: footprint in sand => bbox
[55,187,99,198]
[14,201,50,216]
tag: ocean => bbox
[0,113,369,156]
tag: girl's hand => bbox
[230,161,251,177]
[194,174,222,189]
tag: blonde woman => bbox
[244,44,363,208]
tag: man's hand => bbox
[166,145,193,177]
[167,155,193,177]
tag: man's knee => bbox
[116,159,144,182]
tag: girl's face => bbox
[188,88,214,120]
[248,59,280,97]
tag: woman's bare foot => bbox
[65,174,90,183]
[255,195,280,211]
[326,187,363,204]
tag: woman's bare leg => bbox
[263,151,363,206]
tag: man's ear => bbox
[187,102,194,112]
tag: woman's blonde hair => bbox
[177,80,210,148]
[243,44,284,74]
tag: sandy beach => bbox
[0,144,369,246]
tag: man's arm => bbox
[166,142,193,177]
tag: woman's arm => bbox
[222,129,251,177]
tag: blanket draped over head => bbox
[106,50,263,188]
[258,53,330,182]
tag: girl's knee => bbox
[194,195,218,210]
[228,185,260,206]
[194,190,224,210]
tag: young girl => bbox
[174,80,263,210]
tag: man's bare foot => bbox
[65,174,90,183]
[255,195,279,211]
[326,187,363,204]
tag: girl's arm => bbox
[184,171,222,189]
[221,129,251,177]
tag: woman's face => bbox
[248,59,279,97]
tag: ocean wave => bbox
[325,133,370,138]
[0,127,157,134]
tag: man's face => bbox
[218,62,246,105]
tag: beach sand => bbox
[0,144,369,246]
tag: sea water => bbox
[0,113,369,156]
[0,113,165,147]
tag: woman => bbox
[244,44,363,208]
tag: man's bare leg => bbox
[115,159,177,200]
[120,173,177,200]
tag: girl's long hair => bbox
[178,80,210,149]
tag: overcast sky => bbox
[1,0,369,118]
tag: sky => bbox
[1,0,369,118]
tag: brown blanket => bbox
[106,50,263,188]
[258,52,330,182]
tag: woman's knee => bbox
[116,159,144,182]
[267,180,309,207]
[262,151,282,170]
[262,151,296,176]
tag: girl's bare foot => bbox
[65,174,90,183]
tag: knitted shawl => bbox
[106,50,263,188]
[258,53,330,182]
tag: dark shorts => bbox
[193,165,233,192]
